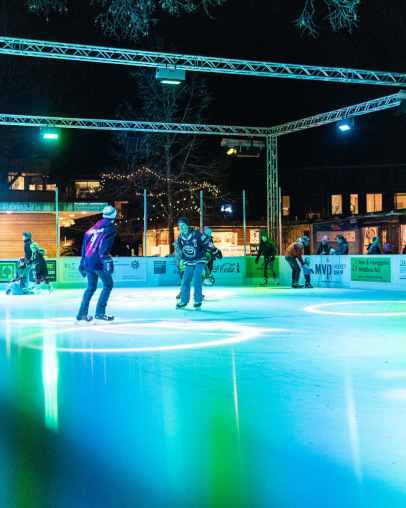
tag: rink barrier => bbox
[1,255,406,291]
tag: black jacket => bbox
[316,242,330,255]
[256,239,276,262]
[24,238,33,261]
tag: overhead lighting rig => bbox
[221,138,265,158]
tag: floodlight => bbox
[396,90,406,116]
[221,138,265,158]
[227,147,237,155]
[337,118,354,131]
[155,68,186,85]
[41,127,61,140]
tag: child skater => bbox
[6,257,30,295]
[27,243,53,293]
[303,256,314,289]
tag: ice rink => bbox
[1,284,406,507]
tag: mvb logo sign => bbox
[315,264,332,278]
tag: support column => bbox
[266,135,280,251]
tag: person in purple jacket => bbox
[176,217,222,310]
[76,205,117,323]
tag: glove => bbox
[214,249,223,260]
[102,258,114,274]
[79,265,86,278]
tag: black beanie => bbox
[178,217,189,226]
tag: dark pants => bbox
[77,270,114,318]
[263,257,277,279]
[285,257,301,285]
[304,274,311,284]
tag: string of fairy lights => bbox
[101,166,221,223]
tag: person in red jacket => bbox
[284,236,309,288]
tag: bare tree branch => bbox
[295,0,360,36]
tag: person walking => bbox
[284,236,309,288]
[76,205,117,323]
[176,217,222,310]
[255,232,279,286]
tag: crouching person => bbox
[76,205,117,323]
[6,257,30,295]
[27,244,53,293]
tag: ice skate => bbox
[95,314,114,321]
[176,292,181,299]
[176,302,188,309]
[34,285,41,294]
[6,289,11,295]
[203,278,213,286]
[305,283,313,289]
[274,277,280,285]
[48,284,53,293]
[209,275,215,284]
[23,288,29,295]
[194,302,202,310]
[76,314,94,324]
[292,283,304,288]
[259,279,268,286]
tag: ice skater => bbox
[176,217,222,310]
[203,227,216,285]
[255,232,279,286]
[6,257,30,295]
[27,243,53,293]
[76,205,117,323]
[284,236,309,288]
[303,257,314,288]
[23,232,33,261]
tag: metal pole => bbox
[144,189,147,258]
[55,186,59,258]
[200,190,203,232]
[279,187,283,255]
[243,190,247,257]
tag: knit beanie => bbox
[204,227,212,236]
[23,232,32,239]
[178,217,189,226]
[103,205,117,220]
[322,235,329,242]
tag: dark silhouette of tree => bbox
[101,66,227,246]
[24,0,361,41]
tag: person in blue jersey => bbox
[76,205,117,323]
[176,217,222,310]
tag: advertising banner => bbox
[351,257,391,283]
[58,257,147,283]
[313,255,350,285]
[211,258,245,282]
[0,261,17,282]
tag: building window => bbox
[366,193,382,213]
[350,194,359,214]
[8,175,25,190]
[395,193,406,210]
[282,196,290,216]
[74,181,100,199]
[46,184,56,191]
[28,177,44,191]
[331,195,342,215]
[114,201,129,220]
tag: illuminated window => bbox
[28,177,44,191]
[331,195,342,215]
[46,184,56,191]
[74,181,100,198]
[8,175,25,190]
[282,196,290,216]
[350,194,358,214]
[366,193,382,212]
[395,193,406,210]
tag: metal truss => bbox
[266,136,279,249]
[0,113,268,137]
[268,93,401,136]
[2,36,406,86]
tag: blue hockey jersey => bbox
[178,228,218,266]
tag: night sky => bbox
[2,0,406,213]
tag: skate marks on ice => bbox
[1,316,290,354]
[305,300,406,316]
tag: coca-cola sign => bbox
[213,262,241,274]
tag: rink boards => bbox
[1,255,406,291]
